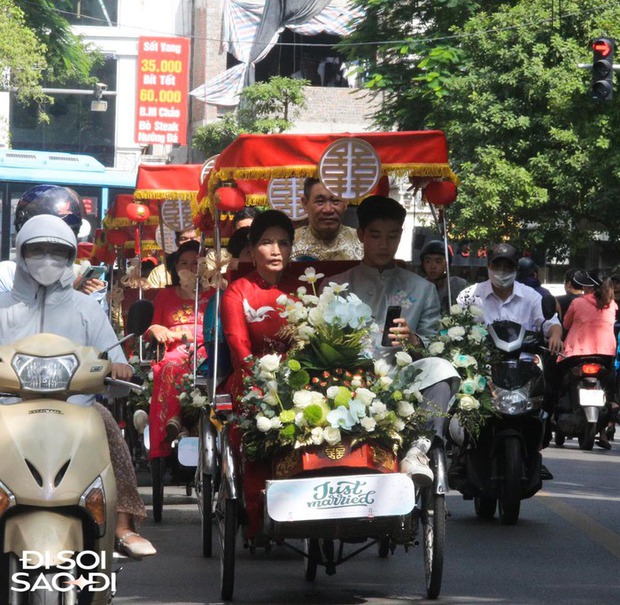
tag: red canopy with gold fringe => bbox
[193,131,459,231]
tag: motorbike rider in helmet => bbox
[419,239,468,313]
[0,185,105,297]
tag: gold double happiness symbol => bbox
[324,443,346,460]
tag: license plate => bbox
[579,389,605,407]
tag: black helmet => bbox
[420,240,451,263]
[517,257,538,280]
[14,185,82,235]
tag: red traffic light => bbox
[593,40,613,57]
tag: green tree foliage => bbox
[342,0,620,258]
[193,76,308,156]
[16,0,100,85]
[0,0,48,104]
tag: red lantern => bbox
[126,202,151,222]
[216,186,245,212]
[106,229,129,246]
[425,181,457,206]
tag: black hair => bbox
[357,195,406,230]
[303,177,321,200]
[174,228,198,246]
[248,210,295,247]
[233,206,260,226]
[564,268,582,289]
[588,268,614,309]
[168,240,200,286]
[227,227,251,259]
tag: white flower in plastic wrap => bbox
[360,416,377,432]
[354,387,376,406]
[397,400,415,417]
[447,326,466,340]
[428,341,445,355]
[310,426,325,445]
[258,353,281,374]
[256,416,272,432]
[323,426,342,445]
[293,390,312,408]
[459,395,480,411]
[395,351,413,366]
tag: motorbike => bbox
[553,355,613,450]
[0,303,150,604]
[448,319,549,525]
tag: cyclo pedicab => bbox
[189,131,462,601]
[99,163,209,521]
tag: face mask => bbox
[24,256,69,287]
[488,269,517,289]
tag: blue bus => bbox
[0,149,137,259]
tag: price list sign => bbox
[135,36,190,146]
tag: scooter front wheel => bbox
[498,437,522,525]
[421,489,445,600]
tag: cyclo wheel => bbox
[421,487,445,600]
[217,497,238,601]
[200,473,213,557]
[498,437,522,525]
[304,538,320,581]
[151,456,165,523]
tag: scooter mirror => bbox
[541,294,557,321]
[127,299,154,336]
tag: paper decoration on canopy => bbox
[161,199,194,232]
[155,223,178,254]
[200,155,219,184]
[193,131,459,231]
[318,138,381,200]
[267,177,306,221]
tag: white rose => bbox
[447,326,466,340]
[323,426,342,445]
[360,417,377,432]
[397,400,415,417]
[148,371,154,381]
[374,358,391,376]
[355,387,376,406]
[294,412,307,427]
[351,376,362,388]
[428,341,445,355]
[310,427,324,445]
[270,416,283,429]
[469,325,488,343]
[469,305,484,318]
[298,325,316,339]
[309,391,327,405]
[259,354,281,373]
[395,351,413,366]
[450,304,463,315]
[459,395,480,411]
[369,400,387,415]
[276,294,289,306]
[379,376,394,387]
[326,386,340,399]
[293,390,312,408]
[391,418,405,431]
[256,416,272,432]
[308,307,324,327]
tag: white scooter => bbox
[0,302,151,605]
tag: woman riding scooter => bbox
[0,214,156,558]
[560,268,617,450]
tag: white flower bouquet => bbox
[421,304,496,438]
[238,268,434,460]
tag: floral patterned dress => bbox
[149,287,212,458]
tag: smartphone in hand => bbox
[77,265,106,289]
[381,305,402,347]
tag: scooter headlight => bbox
[12,354,79,392]
[492,386,544,415]
[80,476,106,537]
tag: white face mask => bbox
[24,257,69,287]
[488,269,517,289]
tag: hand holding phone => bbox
[76,266,106,290]
[381,305,402,347]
